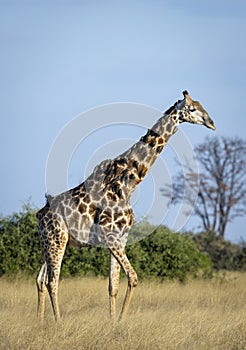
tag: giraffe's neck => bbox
[112,108,180,197]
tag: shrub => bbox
[0,206,41,276]
[127,223,212,281]
[192,231,246,271]
[0,206,212,280]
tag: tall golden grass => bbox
[0,273,245,349]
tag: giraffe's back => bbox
[37,158,134,248]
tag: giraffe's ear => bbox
[182,90,192,104]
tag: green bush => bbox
[62,246,109,278]
[0,205,41,276]
[1,205,244,278]
[127,223,212,281]
[192,231,246,271]
[0,206,212,281]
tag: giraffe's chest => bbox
[61,194,134,247]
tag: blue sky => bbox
[1,0,245,242]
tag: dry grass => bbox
[0,273,245,350]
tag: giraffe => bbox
[36,90,216,321]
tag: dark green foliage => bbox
[62,246,109,278]
[0,206,212,280]
[127,223,212,281]
[0,205,42,276]
[1,205,244,279]
[192,231,246,271]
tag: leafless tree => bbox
[161,136,246,238]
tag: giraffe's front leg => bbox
[108,252,121,319]
[110,247,138,321]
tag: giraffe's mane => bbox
[164,99,182,116]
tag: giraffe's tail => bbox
[36,194,52,219]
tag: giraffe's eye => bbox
[189,107,196,112]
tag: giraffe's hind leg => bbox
[36,261,48,321]
[45,237,68,321]
[37,216,68,321]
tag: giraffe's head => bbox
[176,90,216,130]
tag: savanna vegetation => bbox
[0,205,246,349]
[0,273,245,350]
[0,205,245,280]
